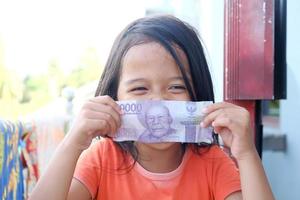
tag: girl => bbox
[30,15,274,200]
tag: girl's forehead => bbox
[122,42,190,74]
[123,42,171,61]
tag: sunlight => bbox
[0,0,145,77]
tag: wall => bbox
[197,0,300,199]
[197,1,224,102]
[145,1,300,198]
[262,0,300,199]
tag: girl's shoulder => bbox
[188,145,234,164]
[185,145,238,179]
[81,138,128,168]
[87,138,121,153]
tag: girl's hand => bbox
[201,102,256,161]
[66,95,122,151]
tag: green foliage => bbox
[66,47,101,88]
[0,47,103,120]
[269,100,280,116]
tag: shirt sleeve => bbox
[73,141,102,199]
[211,147,241,200]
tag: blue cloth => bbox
[0,120,24,200]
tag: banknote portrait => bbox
[114,100,214,143]
[138,102,177,142]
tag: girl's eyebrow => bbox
[124,76,192,85]
[169,76,185,81]
[124,78,146,85]
[169,76,193,83]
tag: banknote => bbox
[113,100,214,143]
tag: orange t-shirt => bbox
[74,139,241,200]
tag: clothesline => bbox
[0,118,67,200]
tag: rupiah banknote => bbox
[113,100,214,143]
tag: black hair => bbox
[95,15,217,168]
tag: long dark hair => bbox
[95,15,217,166]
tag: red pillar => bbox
[224,0,274,157]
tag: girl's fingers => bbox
[84,119,111,136]
[201,108,224,127]
[212,116,235,130]
[213,126,231,136]
[208,108,250,138]
[202,106,242,128]
[90,95,122,115]
[83,102,121,128]
[81,110,118,135]
[202,102,236,115]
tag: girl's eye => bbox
[131,87,147,91]
[129,87,148,94]
[169,85,187,92]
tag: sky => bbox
[0,0,145,76]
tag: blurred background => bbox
[0,0,299,199]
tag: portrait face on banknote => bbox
[144,104,174,138]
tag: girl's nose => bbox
[150,94,167,100]
[150,96,164,100]
[149,91,167,100]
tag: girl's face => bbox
[117,42,193,150]
[117,42,192,101]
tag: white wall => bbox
[146,0,225,102]
[197,1,224,102]
[262,0,300,199]
[196,1,300,199]
[138,1,300,197]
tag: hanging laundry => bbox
[0,120,24,200]
[21,122,39,199]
